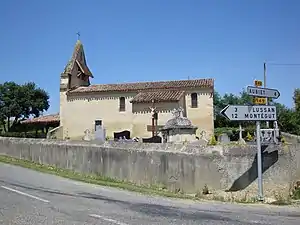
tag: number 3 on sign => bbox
[232,107,237,119]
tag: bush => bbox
[0,131,46,139]
[214,127,256,141]
[214,127,235,137]
[245,132,253,141]
[291,181,300,200]
[209,135,217,145]
[292,188,300,200]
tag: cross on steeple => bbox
[76,32,81,40]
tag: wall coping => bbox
[0,136,287,157]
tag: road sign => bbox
[254,80,263,87]
[247,86,280,99]
[220,105,277,121]
[253,97,267,105]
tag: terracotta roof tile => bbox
[130,90,184,103]
[68,78,213,94]
[21,114,60,124]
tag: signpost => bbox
[254,80,263,87]
[253,97,267,105]
[220,105,277,121]
[220,83,280,202]
[247,86,280,99]
[253,80,266,105]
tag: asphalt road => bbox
[0,163,300,225]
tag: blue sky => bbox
[0,0,299,114]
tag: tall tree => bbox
[293,88,300,112]
[275,102,300,134]
[214,90,253,128]
[0,82,50,132]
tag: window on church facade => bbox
[119,97,125,112]
[191,93,198,108]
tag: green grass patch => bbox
[0,155,195,200]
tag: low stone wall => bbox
[0,137,299,199]
[282,132,300,144]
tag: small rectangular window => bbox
[119,97,126,111]
[191,93,198,108]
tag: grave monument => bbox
[160,107,198,143]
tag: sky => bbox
[0,0,300,114]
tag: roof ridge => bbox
[68,77,214,94]
[90,78,213,87]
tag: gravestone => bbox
[218,133,230,144]
[95,126,106,141]
[142,136,162,143]
[83,129,92,141]
[114,130,130,140]
[199,130,209,143]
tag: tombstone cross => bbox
[238,124,244,140]
[177,107,184,117]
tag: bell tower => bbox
[59,38,93,139]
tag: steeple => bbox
[63,40,93,78]
[59,39,93,137]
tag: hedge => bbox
[0,131,46,139]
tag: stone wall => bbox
[0,137,299,198]
[282,132,300,144]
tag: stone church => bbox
[27,40,215,140]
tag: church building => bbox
[37,40,215,140]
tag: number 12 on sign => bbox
[220,105,277,121]
[231,107,238,119]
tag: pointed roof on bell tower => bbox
[63,39,93,78]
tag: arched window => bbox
[191,93,198,108]
[119,97,125,112]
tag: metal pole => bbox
[256,121,264,201]
[264,62,269,128]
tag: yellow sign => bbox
[253,97,267,105]
[254,80,263,87]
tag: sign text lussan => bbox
[220,105,277,121]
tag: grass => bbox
[269,191,292,205]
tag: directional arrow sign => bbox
[220,105,277,121]
[247,86,280,99]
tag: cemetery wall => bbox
[0,137,299,198]
[282,132,300,144]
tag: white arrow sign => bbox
[220,105,277,121]
[247,86,280,99]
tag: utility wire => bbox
[267,63,300,66]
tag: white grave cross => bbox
[238,124,244,140]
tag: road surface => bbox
[0,162,299,225]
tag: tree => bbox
[214,90,253,128]
[293,88,300,112]
[0,82,49,132]
[21,82,50,118]
[275,102,300,134]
